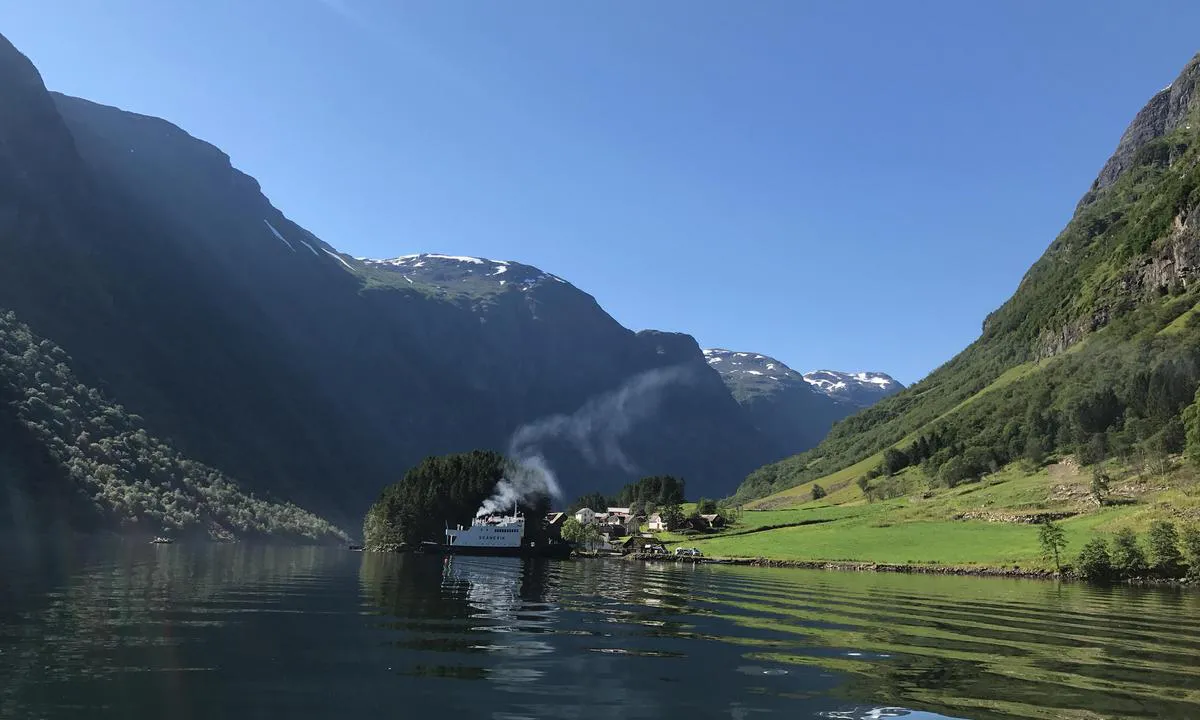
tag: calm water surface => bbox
[2,541,1198,719]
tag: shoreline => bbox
[619,552,1197,587]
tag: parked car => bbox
[644,544,668,555]
[674,547,702,557]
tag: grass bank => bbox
[681,459,1200,571]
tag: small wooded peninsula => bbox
[362,451,552,551]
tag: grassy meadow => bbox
[669,458,1200,569]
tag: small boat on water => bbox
[150,537,174,544]
[440,511,571,559]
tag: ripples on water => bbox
[1,541,1198,719]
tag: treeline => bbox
[732,128,1200,504]
[737,293,1200,503]
[362,450,551,550]
[0,310,347,542]
[569,475,686,515]
[1071,521,1200,583]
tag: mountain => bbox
[801,370,902,407]
[733,52,1200,505]
[703,349,901,457]
[0,32,779,539]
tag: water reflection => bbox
[3,544,1198,719]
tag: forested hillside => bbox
[0,310,348,542]
[734,52,1200,505]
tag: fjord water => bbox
[2,543,1198,719]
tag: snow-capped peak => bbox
[359,253,571,294]
[704,348,903,406]
[365,253,492,267]
[802,370,901,406]
[702,348,802,384]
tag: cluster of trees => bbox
[563,476,733,537]
[1037,518,1200,583]
[569,475,686,518]
[1072,521,1200,583]
[732,130,1200,505]
[616,475,686,511]
[560,516,602,551]
[362,450,552,550]
[0,311,347,542]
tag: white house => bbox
[574,508,597,525]
[647,513,666,532]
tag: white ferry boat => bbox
[443,511,571,558]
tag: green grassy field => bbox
[679,460,1200,569]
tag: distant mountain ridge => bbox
[4,32,896,539]
[703,349,902,459]
[802,370,901,407]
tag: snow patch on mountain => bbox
[802,370,902,406]
[359,253,574,294]
[703,349,903,408]
[263,219,295,252]
[703,348,804,384]
[323,249,355,270]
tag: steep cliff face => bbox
[997,52,1200,361]
[0,38,347,542]
[0,35,86,204]
[1086,54,1200,198]
[735,51,1200,505]
[0,32,779,533]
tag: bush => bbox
[1147,520,1183,577]
[855,475,873,502]
[1111,528,1148,578]
[811,484,827,501]
[1076,537,1113,582]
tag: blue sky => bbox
[6,1,1200,384]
